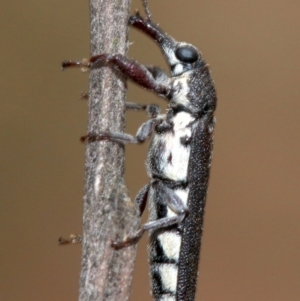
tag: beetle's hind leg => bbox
[111,184,150,250]
[111,181,188,250]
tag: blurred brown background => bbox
[1,0,300,300]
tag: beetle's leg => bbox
[146,66,169,84]
[125,66,166,113]
[78,95,160,117]
[81,117,160,144]
[135,184,150,216]
[125,102,147,111]
[62,54,170,98]
[79,67,163,113]
[142,182,188,232]
[80,92,89,100]
[90,55,170,97]
[111,184,150,249]
[111,181,188,249]
[126,103,160,118]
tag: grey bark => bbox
[79,1,140,300]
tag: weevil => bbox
[62,1,217,300]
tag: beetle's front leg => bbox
[62,54,170,98]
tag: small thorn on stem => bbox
[61,60,81,70]
[80,92,89,100]
[61,58,90,72]
[80,135,88,143]
[59,234,82,245]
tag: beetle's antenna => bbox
[142,0,152,21]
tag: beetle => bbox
[63,1,217,300]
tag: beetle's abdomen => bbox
[148,185,189,301]
[147,111,195,300]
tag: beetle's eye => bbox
[175,46,198,63]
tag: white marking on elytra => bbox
[159,296,176,301]
[158,232,181,261]
[161,112,194,182]
[159,264,178,292]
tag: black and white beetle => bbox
[63,1,216,300]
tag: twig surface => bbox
[79,1,140,300]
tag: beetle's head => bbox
[160,39,203,76]
[129,13,204,77]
